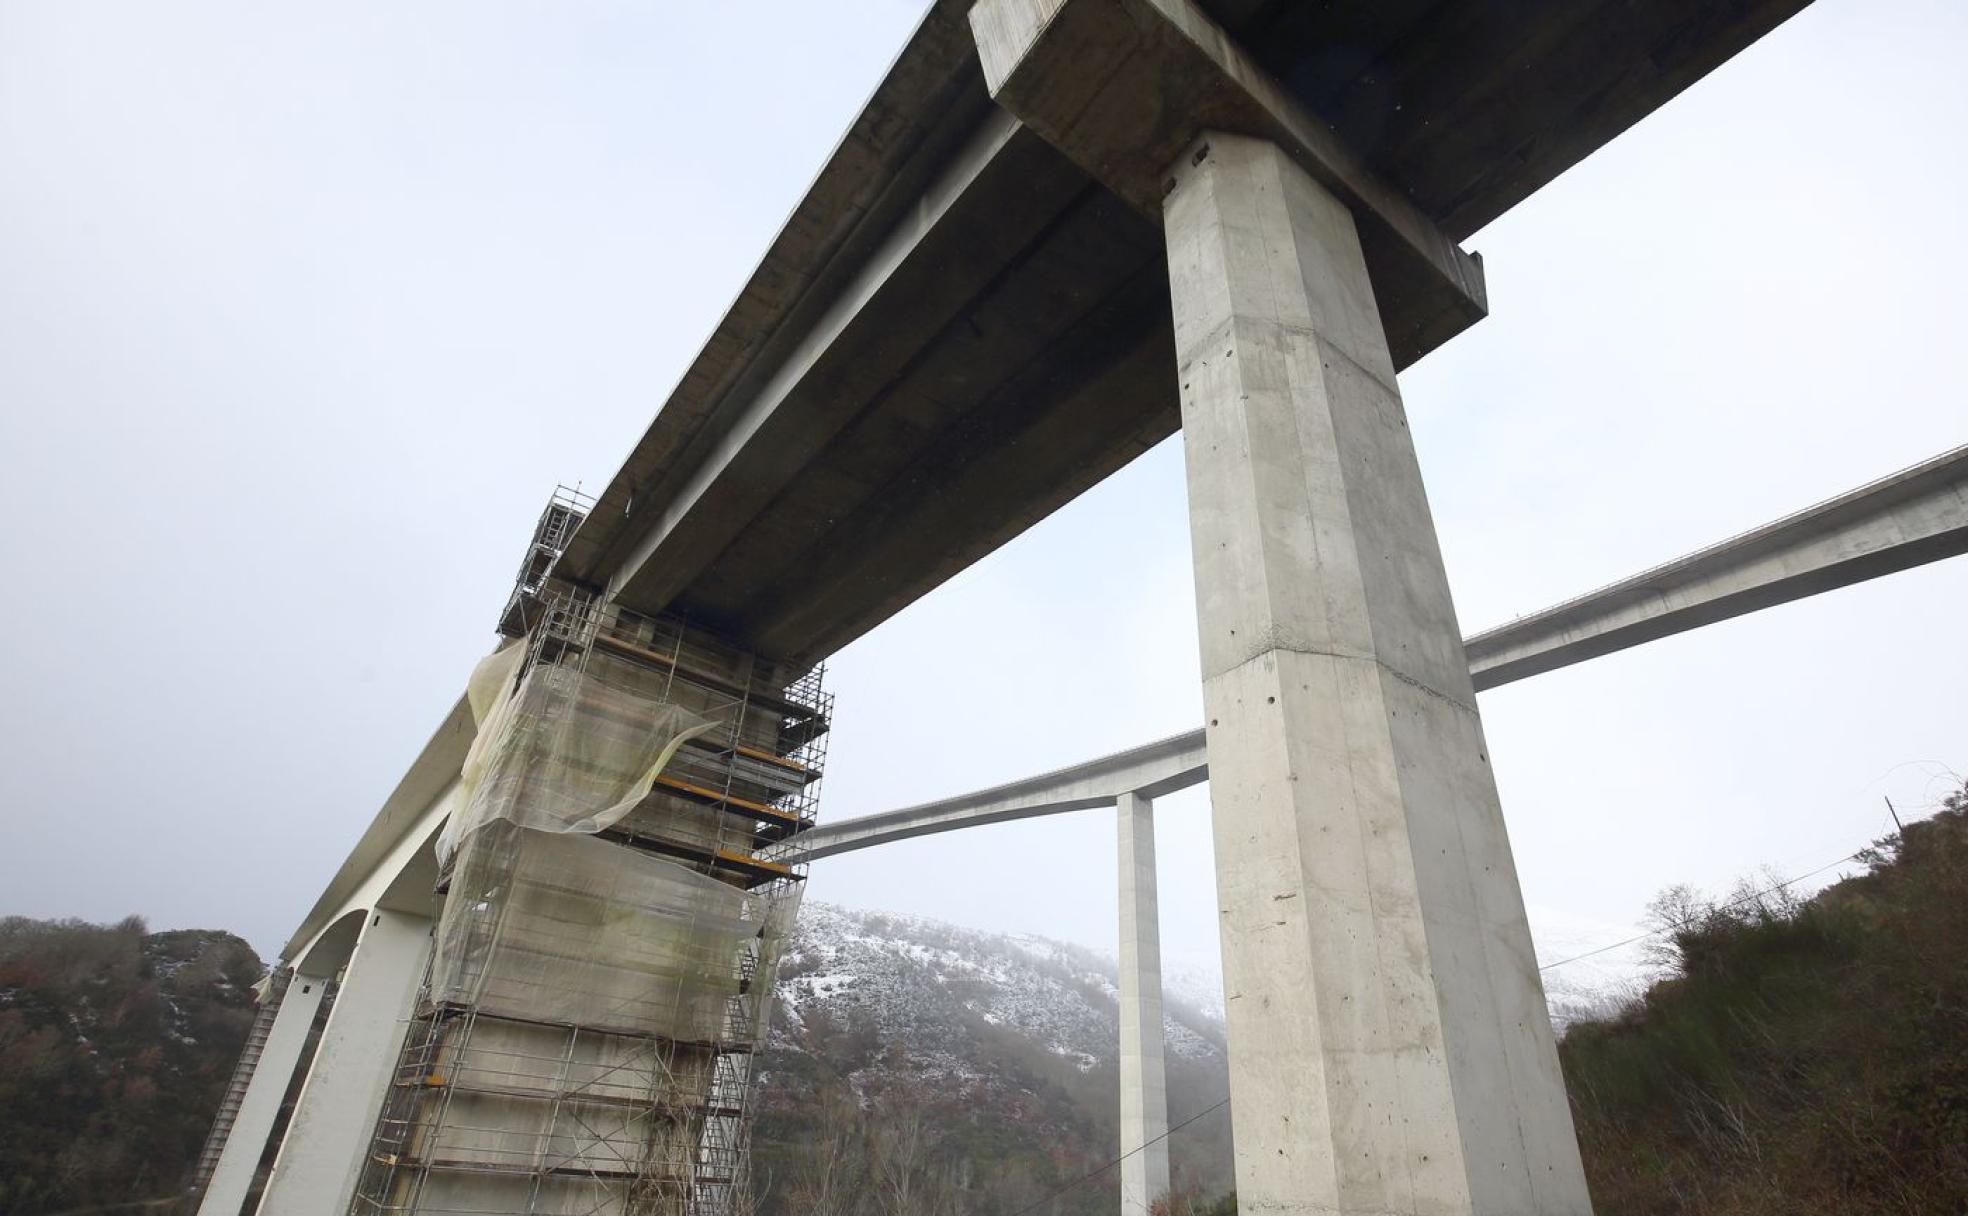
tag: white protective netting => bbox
[436,642,714,866]
[434,823,777,1040]
[428,642,797,1043]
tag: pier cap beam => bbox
[970,0,1487,367]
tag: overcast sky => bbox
[2,0,1963,987]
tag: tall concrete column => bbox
[196,970,329,1216]
[1116,789,1170,1215]
[254,910,431,1216]
[1164,131,1592,1214]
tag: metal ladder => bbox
[184,968,290,1205]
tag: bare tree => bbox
[783,1095,869,1216]
[1724,865,1803,924]
[1643,882,1712,974]
[870,1099,954,1216]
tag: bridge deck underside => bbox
[558,0,1812,667]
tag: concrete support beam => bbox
[1462,443,1968,688]
[1116,791,1170,1216]
[777,730,1208,862]
[255,910,432,1216]
[196,971,329,1216]
[970,0,1486,367]
[783,444,1968,862]
[1165,131,1590,1213]
[603,112,1101,617]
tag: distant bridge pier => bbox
[1116,790,1171,1214]
[251,910,432,1215]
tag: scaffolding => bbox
[353,494,830,1216]
[497,486,593,640]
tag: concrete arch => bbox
[256,908,434,1214]
[296,908,367,981]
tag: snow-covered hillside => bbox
[772,899,1644,1066]
[757,902,1237,1211]
[753,900,1642,1212]
[772,902,1223,1085]
[1530,903,1653,1027]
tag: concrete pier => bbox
[1116,791,1170,1215]
[254,910,431,1215]
[196,970,329,1216]
[1165,132,1592,1213]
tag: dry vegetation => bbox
[0,917,263,1213]
[1159,783,1968,1216]
[1560,783,1968,1213]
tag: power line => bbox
[1537,846,1876,973]
[1006,1097,1231,1216]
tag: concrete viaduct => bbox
[187,0,1959,1213]
[197,444,1968,1216]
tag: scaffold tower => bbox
[351,491,830,1216]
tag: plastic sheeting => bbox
[432,822,777,1041]
[436,645,714,868]
[427,641,799,1043]
[361,601,822,1216]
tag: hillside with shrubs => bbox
[1559,782,1968,1213]
[0,917,263,1213]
